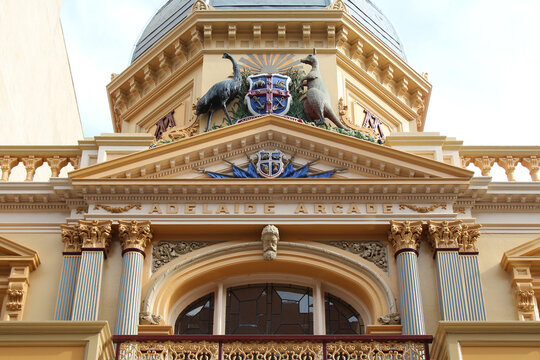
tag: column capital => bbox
[60,224,82,253]
[118,220,152,254]
[78,220,112,252]
[427,220,462,250]
[388,220,423,253]
[458,223,481,253]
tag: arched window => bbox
[226,284,313,334]
[325,293,364,334]
[174,283,364,335]
[174,293,214,334]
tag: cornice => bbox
[338,59,417,125]
[107,8,431,133]
[68,116,473,180]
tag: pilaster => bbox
[114,220,152,335]
[71,220,112,321]
[388,220,425,335]
[428,221,468,321]
[458,223,486,321]
[55,224,83,320]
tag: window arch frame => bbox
[168,273,371,335]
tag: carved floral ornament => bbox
[118,220,152,253]
[78,219,113,251]
[388,220,423,253]
[60,224,82,253]
[427,220,462,249]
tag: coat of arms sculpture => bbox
[255,150,285,178]
[245,74,292,116]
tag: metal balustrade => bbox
[113,335,432,360]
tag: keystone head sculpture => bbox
[261,224,280,260]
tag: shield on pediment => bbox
[245,74,292,116]
[256,150,285,178]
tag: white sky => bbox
[61,0,540,147]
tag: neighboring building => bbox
[1,1,539,360]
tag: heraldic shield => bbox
[256,150,285,178]
[245,74,292,116]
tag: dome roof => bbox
[131,0,405,62]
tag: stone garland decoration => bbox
[93,204,142,213]
[327,241,388,272]
[152,241,213,272]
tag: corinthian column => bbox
[388,220,425,335]
[71,220,112,321]
[54,225,82,320]
[458,223,486,320]
[428,220,468,321]
[114,220,152,335]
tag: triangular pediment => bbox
[0,236,40,271]
[70,116,472,182]
[501,238,540,271]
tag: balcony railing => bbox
[113,335,433,360]
[459,146,540,182]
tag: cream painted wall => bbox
[3,233,64,321]
[417,240,440,335]
[477,233,539,321]
[99,241,123,331]
[0,0,82,145]
[3,232,123,328]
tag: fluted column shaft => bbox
[71,220,112,321]
[389,221,425,335]
[55,225,82,320]
[458,224,486,321]
[428,221,468,321]
[114,220,152,335]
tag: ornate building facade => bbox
[1,1,539,359]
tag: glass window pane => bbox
[226,284,313,334]
[174,293,214,334]
[325,293,364,334]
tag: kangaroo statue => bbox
[300,53,346,129]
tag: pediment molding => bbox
[70,116,472,182]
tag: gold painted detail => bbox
[75,207,88,214]
[337,98,380,139]
[459,223,481,252]
[223,341,323,360]
[326,0,348,12]
[151,115,200,148]
[118,220,152,253]
[6,289,24,311]
[453,207,466,214]
[119,341,219,360]
[60,224,82,253]
[328,241,388,272]
[388,220,423,252]
[78,220,112,250]
[399,203,446,213]
[93,203,142,213]
[516,290,536,312]
[327,341,426,360]
[152,241,213,272]
[427,220,462,249]
[192,0,214,12]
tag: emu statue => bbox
[196,52,242,132]
[300,52,346,129]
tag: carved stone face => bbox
[261,225,279,261]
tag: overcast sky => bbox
[61,0,540,148]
